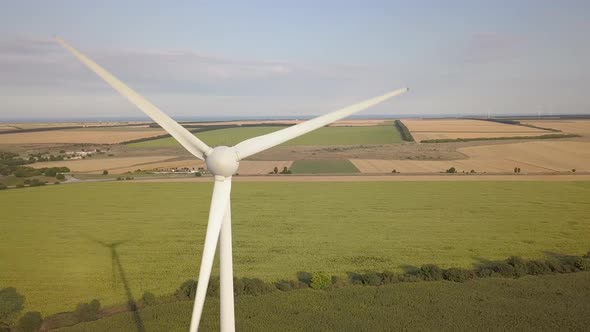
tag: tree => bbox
[514,167,518,173]
[0,287,24,325]
[310,272,331,290]
[102,170,109,175]
[446,167,456,174]
[273,166,278,174]
[16,311,42,332]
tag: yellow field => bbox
[520,119,590,135]
[402,119,550,142]
[0,128,166,144]
[351,141,590,173]
[32,156,176,173]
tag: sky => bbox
[0,0,589,120]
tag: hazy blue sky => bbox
[0,0,589,120]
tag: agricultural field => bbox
[0,127,166,144]
[32,156,181,174]
[352,141,590,173]
[1,181,589,315]
[520,119,590,135]
[290,160,359,174]
[128,125,403,148]
[60,272,590,331]
[402,119,552,142]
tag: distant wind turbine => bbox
[55,37,408,332]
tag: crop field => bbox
[0,127,166,144]
[290,160,359,174]
[128,125,403,148]
[402,119,552,142]
[60,272,590,331]
[352,141,590,173]
[1,181,589,315]
[520,119,590,135]
[32,156,181,174]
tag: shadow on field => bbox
[84,235,146,332]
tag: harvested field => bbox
[351,141,590,173]
[32,156,176,173]
[0,128,167,144]
[290,160,359,174]
[520,119,590,135]
[238,161,293,175]
[402,119,551,142]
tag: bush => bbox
[235,278,274,296]
[420,264,444,281]
[194,171,202,177]
[275,280,293,291]
[0,287,24,324]
[380,271,400,285]
[492,262,516,277]
[15,184,24,189]
[574,258,590,271]
[142,291,157,306]
[330,276,349,288]
[102,170,108,175]
[507,256,528,277]
[443,268,474,282]
[0,183,6,190]
[525,260,551,275]
[296,271,313,286]
[364,273,383,286]
[309,272,331,290]
[16,311,43,332]
[74,299,100,322]
[175,280,197,300]
[446,167,456,174]
[56,173,65,180]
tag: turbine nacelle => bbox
[205,146,239,177]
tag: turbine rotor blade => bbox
[55,37,212,160]
[232,88,408,159]
[190,177,232,332]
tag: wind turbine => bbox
[55,37,408,332]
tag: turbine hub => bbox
[205,146,239,177]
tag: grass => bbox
[59,272,590,331]
[128,125,403,148]
[1,181,589,315]
[290,160,359,174]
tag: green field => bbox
[1,181,589,315]
[60,272,590,331]
[290,160,359,174]
[128,125,403,148]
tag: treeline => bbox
[394,120,414,142]
[421,133,579,143]
[3,251,589,331]
[0,166,69,178]
[0,287,103,331]
[474,118,561,132]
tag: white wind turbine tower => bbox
[55,37,408,332]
